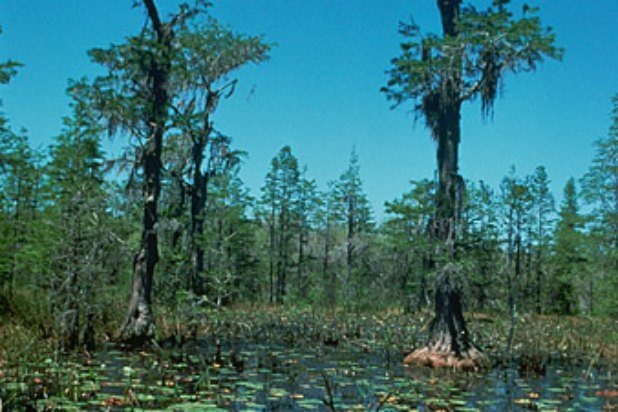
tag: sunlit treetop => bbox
[382,0,564,134]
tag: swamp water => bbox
[1,339,616,411]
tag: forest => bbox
[1,0,617,411]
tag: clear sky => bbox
[1,0,617,221]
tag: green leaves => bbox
[174,16,271,89]
[0,26,23,86]
[0,60,22,86]
[383,0,563,120]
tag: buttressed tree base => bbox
[403,264,489,371]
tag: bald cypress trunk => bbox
[385,0,561,370]
[405,0,484,369]
[120,0,171,345]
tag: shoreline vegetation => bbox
[1,304,617,410]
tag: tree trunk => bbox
[404,264,485,370]
[297,221,306,296]
[405,0,486,370]
[61,269,79,352]
[435,106,460,253]
[120,0,170,345]
[323,218,336,306]
[405,105,485,369]
[535,249,543,314]
[190,133,207,294]
[269,216,275,304]
[189,91,218,295]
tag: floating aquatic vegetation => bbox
[0,307,616,410]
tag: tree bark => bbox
[120,0,171,345]
[434,104,461,253]
[405,0,486,370]
[190,133,207,294]
[269,207,275,304]
[189,91,219,295]
[404,264,485,370]
[322,216,336,306]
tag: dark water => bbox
[1,340,616,411]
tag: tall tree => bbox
[499,168,533,327]
[0,25,18,296]
[550,178,583,315]
[529,166,554,313]
[170,17,270,293]
[383,0,562,368]
[460,180,500,311]
[124,0,171,343]
[0,131,40,298]
[44,89,119,351]
[0,46,40,301]
[384,179,435,312]
[86,1,203,344]
[259,146,301,304]
[202,166,258,305]
[580,95,618,316]
[316,183,339,306]
[293,169,319,299]
[334,148,373,305]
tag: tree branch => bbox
[142,0,165,39]
[459,59,509,103]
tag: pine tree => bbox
[383,179,435,312]
[259,146,301,304]
[293,169,320,299]
[580,95,618,316]
[500,168,533,318]
[460,180,500,311]
[0,33,29,301]
[333,148,374,307]
[529,166,555,313]
[44,89,120,351]
[316,183,340,306]
[0,131,41,299]
[169,17,270,294]
[550,178,583,315]
[202,166,258,305]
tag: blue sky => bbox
[1,0,617,220]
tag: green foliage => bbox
[258,146,307,303]
[173,15,271,89]
[0,26,22,86]
[42,94,125,351]
[527,166,555,313]
[333,148,374,235]
[201,168,261,304]
[459,180,501,311]
[382,0,563,126]
[332,148,375,308]
[549,178,584,315]
[580,94,618,317]
[383,179,436,312]
[0,130,43,302]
